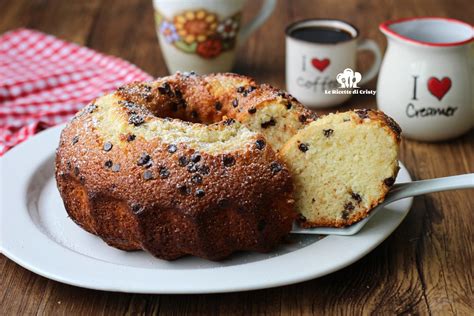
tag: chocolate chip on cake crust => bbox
[223,155,235,167]
[159,167,170,179]
[215,101,222,111]
[195,189,205,198]
[232,99,238,107]
[74,166,80,176]
[191,174,203,184]
[127,134,136,142]
[355,109,369,119]
[167,144,177,153]
[103,141,113,151]
[137,153,151,166]
[178,155,189,167]
[72,136,79,145]
[299,114,307,123]
[177,184,190,195]
[129,114,145,126]
[255,139,266,150]
[190,152,201,163]
[236,86,245,93]
[248,107,257,114]
[286,101,292,109]
[131,203,144,215]
[198,165,210,175]
[298,143,309,152]
[270,162,283,174]
[143,170,153,180]
[323,129,334,137]
[187,162,199,173]
[104,160,113,168]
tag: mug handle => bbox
[239,0,276,43]
[357,39,382,85]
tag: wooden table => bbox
[1,0,473,314]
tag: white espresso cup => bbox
[286,19,382,108]
[153,0,276,74]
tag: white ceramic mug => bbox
[377,17,473,141]
[286,19,382,108]
[153,0,276,74]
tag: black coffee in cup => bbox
[290,26,353,44]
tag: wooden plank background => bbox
[1,0,473,314]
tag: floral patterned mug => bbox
[153,0,276,74]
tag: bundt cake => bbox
[55,72,317,260]
[280,109,401,227]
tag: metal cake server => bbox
[291,173,474,236]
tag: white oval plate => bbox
[0,124,413,294]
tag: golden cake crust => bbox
[55,72,309,260]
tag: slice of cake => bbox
[280,109,401,227]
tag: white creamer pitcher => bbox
[377,17,473,141]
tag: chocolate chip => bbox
[195,189,205,198]
[223,155,235,167]
[187,162,199,173]
[159,166,170,179]
[66,161,71,170]
[177,184,190,195]
[344,202,355,211]
[261,118,276,128]
[72,136,79,145]
[341,210,350,220]
[298,143,309,152]
[143,170,153,180]
[174,89,182,98]
[158,82,171,95]
[384,177,395,187]
[86,104,98,113]
[166,145,176,154]
[74,166,80,176]
[215,101,222,111]
[79,176,86,184]
[255,139,266,150]
[270,162,282,174]
[257,219,266,231]
[178,155,189,167]
[112,164,120,172]
[299,114,307,123]
[191,110,199,119]
[286,101,292,109]
[127,134,136,142]
[312,198,315,203]
[170,102,178,112]
[131,203,144,214]
[217,198,229,208]
[236,86,245,93]
[190,153,201,163]
[323,129,334,137]
[232,99,238,107]
[223,118,235,125]
[191,174,203,184]
[103,141,113,152]
[248,107,257,114]
[247,86,256,93]
[355,109,369,119]
[104,160,113,168]
[351,192,362,203]
[137,153,151,166]
[198,165,210,175]
[129,114,145,126]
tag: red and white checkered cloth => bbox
[0,28,153,156]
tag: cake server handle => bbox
[381,173,474,206]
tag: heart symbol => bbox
[427,77,451,101]
[311,58,330,72]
